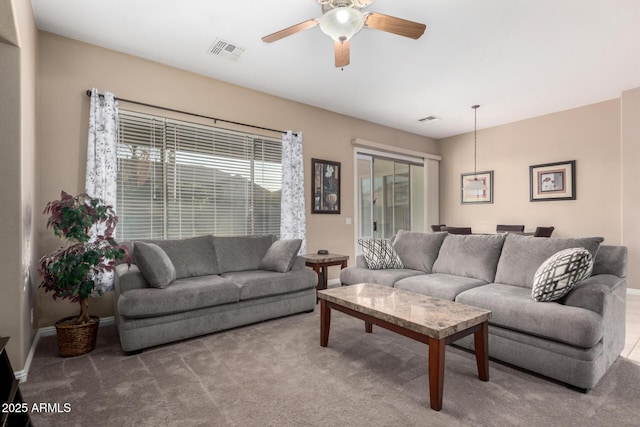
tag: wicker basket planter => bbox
[39,192,128,359]
[55,315,100,357]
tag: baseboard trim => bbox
[628,288,640,296]
[15,316,115,383]
[14,329,41,383]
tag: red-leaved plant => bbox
[39,191,129,325]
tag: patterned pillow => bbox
[358,239,404,270]
[531,248,593,302]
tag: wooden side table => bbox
[302,254,349,303]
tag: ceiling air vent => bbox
[208,38,246,62]
[418,115,441,123]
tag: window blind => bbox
[116,110,282,241]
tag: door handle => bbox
[373,221,377,232]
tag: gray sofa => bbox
[341,231,628,391]
[114,234,317,353]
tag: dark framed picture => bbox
[312,158,340,214]
[461,170,493,204]
[530,160,576,201]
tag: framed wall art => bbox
[311,158,341,214]
[530,160,576,201]
[461,170,493,204]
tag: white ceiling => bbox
[31,0,640,139]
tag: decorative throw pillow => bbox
[531,247,594,302]
[358,239,404,270]
[133,242,177,289]
[259,239,302,273]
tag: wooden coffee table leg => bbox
[321,266,328,291]
[313,266,321,304]
[320,300,331,347]
[428,337,446,411]
[474,321,489,381]
[365,321,373,333]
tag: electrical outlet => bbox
[346,217,352,225]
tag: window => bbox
[115,110,282,241]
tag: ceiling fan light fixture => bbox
[319,6,365,42]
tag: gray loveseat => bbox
[340,231,627,391]
[114,234,317,353]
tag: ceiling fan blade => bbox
[262,19,319,43]
[335,40,350,68]
[364,12,426,39]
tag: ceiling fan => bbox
[261,0,426,68]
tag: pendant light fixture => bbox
[464,104,487,191]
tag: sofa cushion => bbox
[133,242,176,289]
[394,273,488,301]
[214,235,276,273]
[222,268,317,300]
[455,283,603,348]
[358,238,404,269]
[432,234,505,282]
[392,230,447,273]
[143,235,218,279]
[532,248,594,302]
[339,267,423,287]
[117,275,240,318]
[259,239,302,273]
[494,234,604,288]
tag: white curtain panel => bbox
[85,88,119,295]
[280,131,306,254]
[86,88,118,205]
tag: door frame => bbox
[353,142,440,255]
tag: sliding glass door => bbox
[357,154,424,240]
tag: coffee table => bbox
[317,283,492,411]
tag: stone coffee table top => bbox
[318,283,491,339]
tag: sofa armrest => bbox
[562,274,626,315]
[114,263,149,294]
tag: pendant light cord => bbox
[472,104,480,177]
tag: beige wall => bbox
[439,101,623,238]
[438,99,640,289]
[0,0,38,370]
[622,88,640,291]
[35,32,439,327]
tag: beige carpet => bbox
[21,307,640,427]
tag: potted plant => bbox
[39,191,128,357]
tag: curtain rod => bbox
[85,90,294,136]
